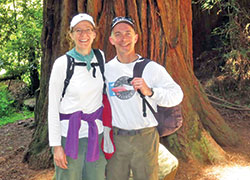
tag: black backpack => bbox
[133,58,183,137]
[61,49,105,99]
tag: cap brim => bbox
[111,20,134,30]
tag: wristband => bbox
[148,88,154,97]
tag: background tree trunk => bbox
[28,48,40,95]
[192,3,223,62]
[24,0,239,169]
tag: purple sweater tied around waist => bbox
[59,107,103,162]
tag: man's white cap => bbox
[70,13,95,29]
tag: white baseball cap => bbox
[70,13,95,29]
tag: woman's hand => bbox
[54,146,68,169]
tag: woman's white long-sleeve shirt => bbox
[48,52,105,147]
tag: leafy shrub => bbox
[0,85,14,117]
[0,110,34,127]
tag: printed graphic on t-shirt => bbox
[108,76,135,100]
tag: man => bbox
[105,16,183,180]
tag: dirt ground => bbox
[0,106,249,180]
[175,107,250,180]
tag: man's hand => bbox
[131,77,153,96]
[54,146,68,169]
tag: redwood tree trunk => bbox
[24,0,239,169]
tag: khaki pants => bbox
[54,134,107,180]
[106,127,159,180]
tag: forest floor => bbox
[0,103,249,180]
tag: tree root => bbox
[206,93,250,111]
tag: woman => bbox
[48,13,106,180]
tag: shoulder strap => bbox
[62,55,75,99]
[93,49,106,92]
[133,58,156,117]
[93,49,105,81]
[133,58,151,78]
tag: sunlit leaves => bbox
[192,0,220,10]
[0,0,42,83]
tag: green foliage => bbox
[193,0,249,54]
[0,83,34,126]
[0,110,34,127]
[192,0,220,10]
[211,1,249,91]
[211,2,249,52]
[0,85,14,117]
[195,0,249,105]
[195,0,249,55]
[0,0,43,86]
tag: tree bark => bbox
[28,48,40,95]
[24,0,239,169]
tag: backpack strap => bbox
[133,58,156,117]
[93,49,105,82]
[62,54,75,99]
[74,61,99,78]
[93,49,106,92]
[61,49,105,99]
[133,58,151,77]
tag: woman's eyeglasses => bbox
[73,28,94,35]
